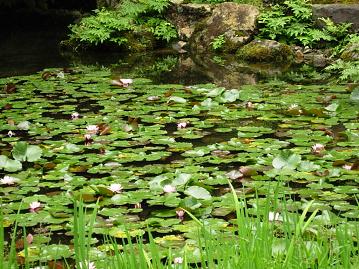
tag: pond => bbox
[1,16,359,268]
[1,63,359,265]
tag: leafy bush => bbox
[325,60,359,82]
[258,0,352,48]
[68,0,177,50]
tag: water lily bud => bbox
[176,210,185,221]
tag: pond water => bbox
[1,13,359,266]
[1,65,359,264]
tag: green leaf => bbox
[12,142,42,162]
[168,96,187,103]
[0,155,22,172]
[272,150,301,170]
[184,186,212,200]
[221,89,240,103]
[172,173,191,187]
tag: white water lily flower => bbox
[268,211,282,222]
[0,175,19,185]
[78,261,96,269]
[86,125,99,134]
[57,71,65,79]
[7,130,15,137]
[174,257,183,264]
[312,143,325,154]
[289,104,299,109]
[71,112,80,120]
[119,78,133,86]
[29,201,42,213]
[226,170,243,180]
[245,101,254,109]
[109,183,123,193]
[163,184,176,193]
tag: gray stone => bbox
[313,4,359,32]
[166,3,213,41]
[189,3,259,53]
[303,50,330,67]
[341,41,359,61]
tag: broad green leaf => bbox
[12,142,42,162]
[0,155,22,172]
[221,89,240,103]
[272,150,301,170]
[172,173,191,186]
[184,186,212,200]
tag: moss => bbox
[236,40,294,63]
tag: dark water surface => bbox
[0,10,277,87]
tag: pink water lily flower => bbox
[86,125,99,134]
[174,257,183,264]
[108,183,123,193]
[312,143,325,154]
[176,210,185,221]
[342,164,352,170]
[163,184,176,193]
[26,233,34,245]
[177,122,188,129]
[0,175,19,185]
[29,201,42,213]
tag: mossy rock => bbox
[189,3,259,53]
[341,41,359,61]
[236,39,294,64]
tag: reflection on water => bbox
[0,10,314,88]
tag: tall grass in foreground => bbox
[1,186,359,268]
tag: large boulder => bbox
[313,4,359,32]
[189,3,259,53]
[166,2,213,41]
[236,39,294,64]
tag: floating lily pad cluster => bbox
[0,67,358,264]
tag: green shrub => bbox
[68,0,177,50]
[258,0,352,48]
